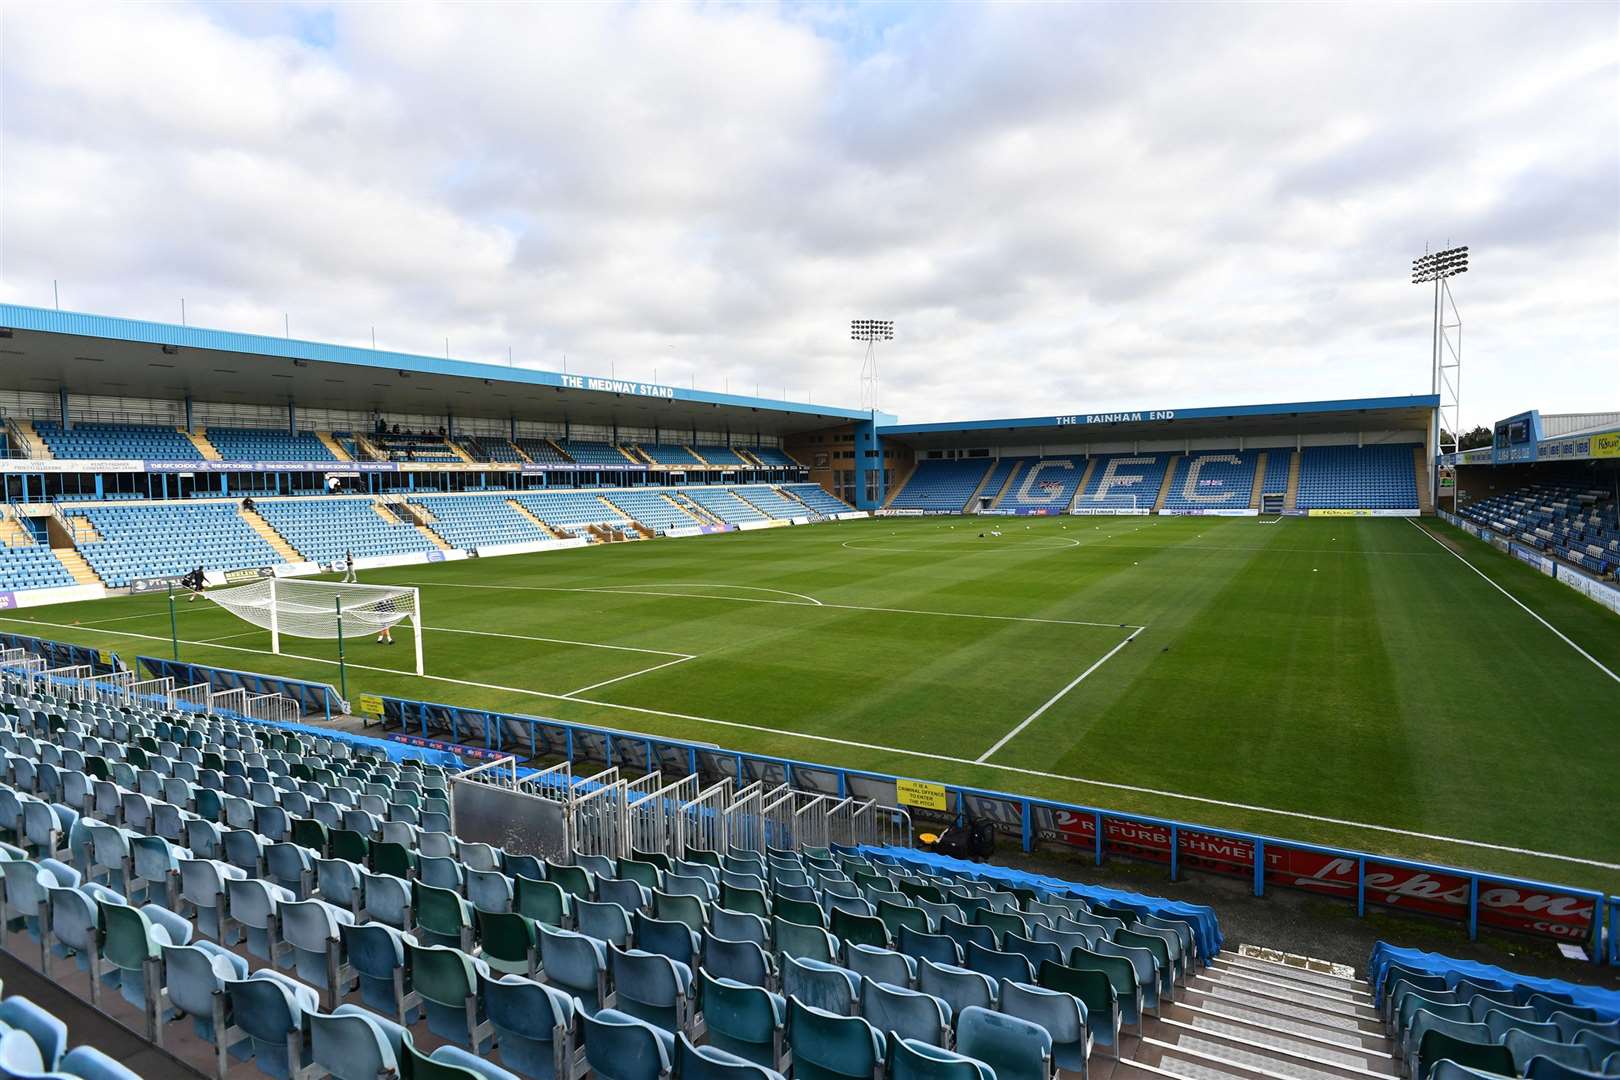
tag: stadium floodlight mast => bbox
[852,319,893,417]
[1412,245,1467,513]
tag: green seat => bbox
[895,880,944,905]
[831,908,889,950]
[407,944,494,1053]
[685,848,722,869]
[415,882,474,951]
[773,896,826,929]
[546,862,595,901]
[877,899,929,938]
[631,849,671,872]
[373,841,416,878]
[1417,1031,1516,1080]
[1067,947,1142,1030]
[774,917,838,964]
[1039,958,1123,1057]
[514,876,570,928]
[290,818,328,856]
[699,969,785,1069]
[786,997,883,1080]
[720,884,770,919]
[654,890,707,932]
[619,859,662,891]
[971,906,1027,946]
[330,829,369,865]
[476,910,537,977]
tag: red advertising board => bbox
[1046,810,1594,942]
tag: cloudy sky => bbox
[2,2,1615,427]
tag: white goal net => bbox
[206,578,424,674]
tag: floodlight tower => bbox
[852,319,894,418]
[851,319,894,509]
[1411,245,1467,513]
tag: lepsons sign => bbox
[1043,811,1597,940]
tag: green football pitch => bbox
[4,515,1618,892]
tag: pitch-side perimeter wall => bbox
[1442,509,1620,616]
[371,690,1614,964]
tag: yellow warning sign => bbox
[356,694,385,717]
[895,779,948,811]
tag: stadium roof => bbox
[878,395,1440,448]
[0,304,890,435]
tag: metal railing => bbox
[129,677,175,712]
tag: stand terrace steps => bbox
[238,506,303,563]
[1120,948,1396,1080]
[1284,451,1302,511]
[182,428,223,460]
[316,430,353,461]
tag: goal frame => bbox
[266,578,424,676]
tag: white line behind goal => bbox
[207,578,424,675]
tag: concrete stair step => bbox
[1180,985,1385,1039]
[1218,958,1360,1003]
[1206,964,1372,1008]
[1164,1002,1389,1057]
[1194,972,1379,1020]
[1140,1034,1372,1080]
[1154,1017,1394,1077]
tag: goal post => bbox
[208,578,424,676]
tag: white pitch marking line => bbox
[422,624,691,659]
[1406,519,1620,686]
[402,580,1140,630]
[2,613,1612,871]
[561,655,698,697]
[588,583,824,606]
[976,625,1146,762]
[198,630,263,644]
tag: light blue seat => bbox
[965,940,1033,986]
[0,1028,47,1078]
[599,877,651,915]
[916,958,996,1019]
[844,944,916,991]
[428,1043,527,1080]
[786,997,886,1080]
[886,1037,996,1080]
[479,972,578,1080]
[610,943,694,1034]
[223,968,320,1079]
[704,930,774,989]
[581,1005,676,1080]
[361,869,412,929]
[308,1003,409,1080]
[279,897,355,1001]
[956,1004,1052,1080]
[420,854,465,893]
[467,868,515,914]
[162,939,248,1044]
[0,995,68,1072]
[59,1045,144,1080]
[314,857,363,915]
[784,955,864,1016]
[700,971,787,1071]
[265,843,314,898]
[539,924,610,1012]
[47,884,112,992]
[1000,979,1089,1077]
[675,1031,787,1080]
[225,877,293,962]
[859,979,950,1048]
[1506,1030,1595,1074]
[1090,938,1157,1017]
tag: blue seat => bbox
[843,944,916,991]
[162,939,249,1044]
[610,943,694,1034]
[674,1031,787,1080]
[539,924,609,1012]
[59,1045,145,1080]
[897,926,961,969]
[581,1006,676,1080]
[886,1038,995,1080]
[479,972,578,1080]
[955,1004,1053,1080]
[916,958,996,1019]
[703,930,774,989]
[340,921,417,1024]
[308,1003,409,1080]
[1000,979,1090,1076]
[783,955,864,1016]
[0,995,68,1071]
[858,979,951,1048]
[223,969,320,1079]
[699,971,786,1070]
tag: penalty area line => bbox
[976,625,1146,762]
[2,613,1610,873]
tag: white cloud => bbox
[1,1,1614,426]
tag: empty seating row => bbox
[0,545,77,591]
[68,503,279,587]
[781,485,851,517]
[204,428,337,462]
[256,498,440,566]
[1159,451,1259,511]
[685,490,768,524]
[34,423,198,462]
[412,496,551,550]
[1295,445,1418,510]
[890,461,991,511]
[1073,454,1171,511]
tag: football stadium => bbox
[1,5,1618,1080]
